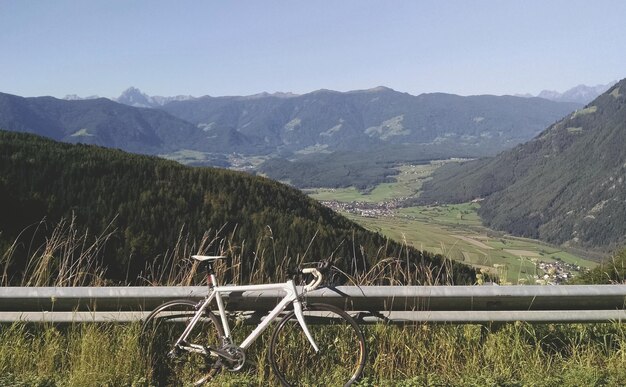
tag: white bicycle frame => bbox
[174,261,322,357]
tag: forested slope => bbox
[0,131,475,284]
[419,79,626,251]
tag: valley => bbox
[308,161,598,284]
[4,3,626,385]
[1,81,623,286]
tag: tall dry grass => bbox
[1,216,466,287]
[1,216,111,287]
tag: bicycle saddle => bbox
[192,255,227,262]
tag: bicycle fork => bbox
[293,299,320,353]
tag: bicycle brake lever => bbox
[317,260,331,273]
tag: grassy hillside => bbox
[0,130,474,285]
[419,79,626,251]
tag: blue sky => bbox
[1,0,625,98]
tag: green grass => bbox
[0,322,148,386]
[306,186,372,202]
[610,86,621,98]
[573,105,598,118]
[2,321,626,386]
[159,149,212,163]
[308,162,443,203]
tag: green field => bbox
[348,204,594,284]
[308,161,598,284]
[159,149,212,163]
[307,162,445,202]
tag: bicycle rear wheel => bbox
[269,303,366,386]
[141,299,224,386]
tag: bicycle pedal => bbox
[211,359,223,371]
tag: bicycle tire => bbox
[269,303,366,386]
[141,299,224,386]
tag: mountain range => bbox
[516,82,616,104]
[419,78,626,252]
[0,92,208,154]
[158,87,581,157]
[117,82,611,108]
[0,88,580,167]
[0,86,580,192]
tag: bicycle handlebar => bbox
[302,268,323,292]
[287,261,331,292]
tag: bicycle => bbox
[141,255,367,386]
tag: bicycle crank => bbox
[222,344,246,372]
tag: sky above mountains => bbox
[2,0,625,99]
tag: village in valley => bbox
[319,199,402,218]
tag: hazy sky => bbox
[2,0,625,98]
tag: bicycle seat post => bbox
[205,261,216,288]
[192,255,226,289]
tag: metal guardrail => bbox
[1,285,625,323]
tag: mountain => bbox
[0,130,475,285]
[0,92,216,154]
[518,82,616,104]
[159,87,581,157]
[116,87,195,108]
[0,88,580,175]
[419,78,626,251]
[64,94,100,100]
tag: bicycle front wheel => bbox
[141,299,224,386]
[269,303,366,386]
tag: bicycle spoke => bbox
[141,300,224,386]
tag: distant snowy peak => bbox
[63,94,100,100]
[238,91,300,100]
[116,87,195,108]
[557,83,617,104]
[523,81,617,104]
[116,87,153,108]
